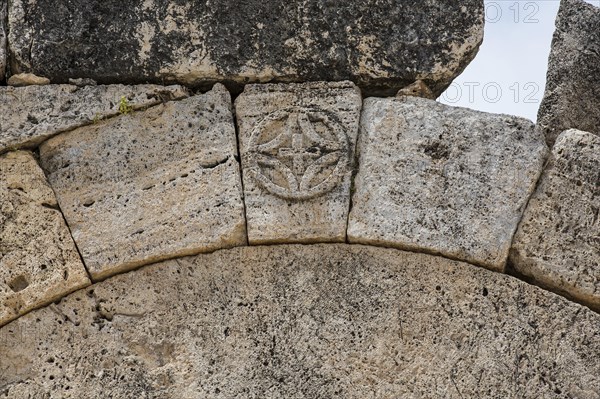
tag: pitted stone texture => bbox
[0,84,188,154]
[0,151,90,327]
[0,0,6,82]
[348,97,548,271]
[510,130,600,311]
[396,80,436,100]
[39,84,247,281]
[235,82,361,244]
[537,0,600,147]
[68,78,98,87]
[1,244,599,398]
[7,0,483,97]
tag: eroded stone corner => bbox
[0,150,91,328]
[510,129,600,311]
[537,0,600,147]
[235,81,362,245]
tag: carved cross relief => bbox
[247,108,350,200]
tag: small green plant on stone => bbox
[118,96,133,115]
[92,113,102,124]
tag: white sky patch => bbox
[439,0,600,122]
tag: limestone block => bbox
[348,97,548,271]
[537,0,600,146]
[0,0,6,82]
[0,84,189,153]
[235,82,361,244]
[68,78,98,87]
[7,72,50,86]
[39,84,247,281]
[7,0,484,96]
[396,80,436,100]
[1,244,599,398]
[510,130,600,310]
[0,151,90,327]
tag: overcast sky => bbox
[439,0,600,122]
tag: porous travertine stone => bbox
[0,151,90,327]
[348,97,548,271]
[235,82,361,244]
[7,72,50,86]
[510,130,600,310]
[396,80,436,99]
[7,0,484,96]
[537,0,600,146]
[0,84,188,153]
[0,0,6,82]
[68,77,98,87]
[39,84,247,281]
[1,244,599,398]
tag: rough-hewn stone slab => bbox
[39,84,247,281]
[1,244,599,398]
[7,0,484,96]
[0,84,188,153]
[235,82,361,244]
[0,0,6,82]
[537,0,600,146]
[6,72,50,87]
[348,97,548,271]
[0,151,90,327]
[510,130,600,310]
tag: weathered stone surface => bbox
[7,0,484,96]
[396,80,436,99]
[68,77,97,87]
[39,84,247,281]
[0,0,6,82]
[348,97,548,271]
[537,0,600,147]
[0,84,188,153]
[1,244,599,398]
[235,82,361,244]
[510,129,600,311]
[0,151,90,327]
[7,72,50,87]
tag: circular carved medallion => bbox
[247,108,350,200]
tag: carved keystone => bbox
[247,108,350,200]
[236,82,361,244]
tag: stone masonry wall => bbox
[1,0,599,397]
